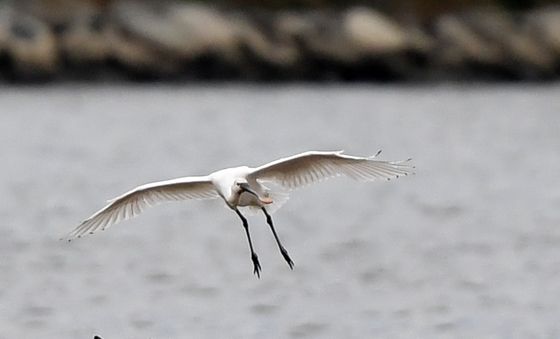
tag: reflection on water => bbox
[1,84,559,338]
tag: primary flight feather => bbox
[67,150,414,277]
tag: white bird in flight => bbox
[67,150,413,277]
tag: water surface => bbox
[0,84,559,338]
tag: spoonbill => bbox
[66,150,413,277]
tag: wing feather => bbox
[66,176,218,239]
[249,150,414,190]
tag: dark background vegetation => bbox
[171,0,555,12]
[9,0,557,13]
[2,0,559,82]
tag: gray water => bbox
[1,84,559,339]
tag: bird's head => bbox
[234,178,252,193]
[233,179,272,204]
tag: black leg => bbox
[235,208,261,278]
[261,207,294,269]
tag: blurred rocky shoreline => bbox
[1,0,560,82]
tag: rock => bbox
[274,11,311,40]
[13,0,102,29]
[343,7,408,57]
[0,5,10,53]
[110,0,238,61]
[104,21,180,76]
[233,12,300,69]
[4,9,58,79]
[463,10,555,77]
[59,12,111,64]
[0,1,559,82]
[107,0,248,78]
[404,25,435,55]
[432,14,496,80]
[434,14,503,68]
[105,1,181,75]
[294,11,358,63]
[340,7,432,80]
[171,3,239,61]
[432,10,558,79]
[525,7,560,58]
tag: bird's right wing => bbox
[248,150,413,190]
[66,176,218,239]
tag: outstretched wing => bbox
[66,176,218,239]
[248,150,413,190]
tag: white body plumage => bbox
[66,150,414,277]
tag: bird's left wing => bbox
[66,176,218,239]
[248,150,413,190]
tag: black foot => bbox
[280,247,294,270]
[252,253,262,278]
